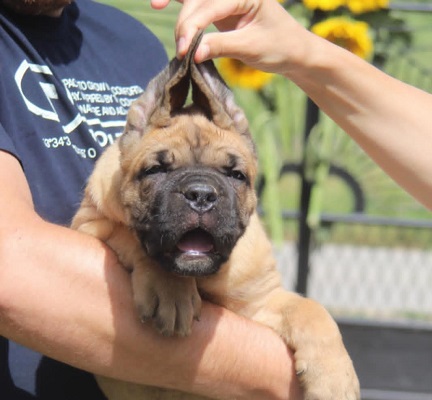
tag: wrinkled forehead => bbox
[143,114,257,170]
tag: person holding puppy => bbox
[0,1,301,400]
[154,0,432,211]
[8,0,429,398]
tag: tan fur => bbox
[71,34,359,399]
[72,114,359,400]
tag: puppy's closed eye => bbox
[225,169,247,182]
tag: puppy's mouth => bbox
[163,227,225,277]
[176,228,215,255]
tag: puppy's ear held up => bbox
[120,29,253,155]
[119,34,201,154]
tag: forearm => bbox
[0,189,299,399]
[286,31,432,209]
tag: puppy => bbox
[71,32,360,400]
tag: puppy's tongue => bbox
[177,229,214,253]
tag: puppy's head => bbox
[119,32,257,277]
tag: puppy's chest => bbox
[197,277,264,318]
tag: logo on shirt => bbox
[14,59,143,158]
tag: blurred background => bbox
[98,1,432,398]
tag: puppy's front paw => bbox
[295,341,360,400]
[132,265,201,337]
[270,294,360,400]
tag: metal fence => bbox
[276,217,432,321]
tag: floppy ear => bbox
[120,30,254,154]
[119,32,204,153]
[190,60,250,138]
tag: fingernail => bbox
[197,43,210,61]
[176,36,186,57]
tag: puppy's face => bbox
[120,112,257,277]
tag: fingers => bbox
[177,29,253,65]
[157,0,303,76]
[192,31,248,63]
[175,0,261,58]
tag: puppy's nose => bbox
[183,183,218,213]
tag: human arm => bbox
[0,150,301,400]
[154,0,432,209]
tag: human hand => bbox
[150,0,312,76]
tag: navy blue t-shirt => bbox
[0,0,168,398]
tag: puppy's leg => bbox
[108,230,201,337]
[131,257,201,337]
[255,289,360,400]
[73,215,201,337]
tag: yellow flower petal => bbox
[346,0,389,14]
[218,58,274,90]
[312,17,373,59]
[303,0,346,11]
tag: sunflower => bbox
[346,0,389,14]
[302,0,346,11]
[311,17,373,59]
[217,58,274,90]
